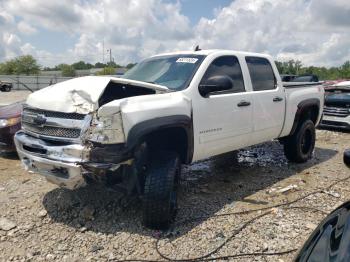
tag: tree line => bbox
[1,55,350,80]
[0,55,136,77]
[275,60,350,80]
[0,55,40,75]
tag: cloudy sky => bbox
[0,0,349,67]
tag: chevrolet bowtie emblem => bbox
[33,114,47,125]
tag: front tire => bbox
[284,120,316,163]
[142,151,180,230]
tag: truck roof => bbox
[152,49,273,59]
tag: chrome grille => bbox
[23,123,81,138]
[23,107,85,120]
[323,106,350,117]
[21,106,88,140]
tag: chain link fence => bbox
[0,75,73,91]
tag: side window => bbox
[246,57,276,91]
[201,56,245,94]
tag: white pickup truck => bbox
[15,50,324,229]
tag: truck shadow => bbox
[42,141,338,238]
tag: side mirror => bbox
[198,75,233,97]
[344,149,350,167]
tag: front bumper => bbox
[320,115,350,130]
[14,131,88,189]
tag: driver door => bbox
[192,56,254,161]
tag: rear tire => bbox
[284,120,316,163]
[142,151,180,230]
[4,85,11,92]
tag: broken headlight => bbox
[88,113,125,144]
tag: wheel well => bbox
[288,102,320,137]
[300,105,319,124]
[143,127,190,164]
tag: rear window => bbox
[246,57,276,91]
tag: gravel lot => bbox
[0,91,349,261]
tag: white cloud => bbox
[5,0,81,33]
[20,43,36,54]
[2,0,193,66]
[17,21,37,35]
[0,7,16,59]
[1,0,350,67]
[185,0,350,66]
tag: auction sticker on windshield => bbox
[176,58,198,63]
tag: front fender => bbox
[120,92,192,139]
[121,92,193,163]
[126,115,193,149]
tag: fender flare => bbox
[126,115,194,163]
[289,98,320,136]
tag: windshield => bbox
[122,54,205,91]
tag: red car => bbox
[0,102,22,153]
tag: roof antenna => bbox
[194,45,201,51]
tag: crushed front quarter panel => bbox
[87,112,125,144]
[120,92,192,139]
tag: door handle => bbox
[237,100,251,107]
[273,96,283,102]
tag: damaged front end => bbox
[15,105,132,190]
[14,76,166,190]
[15,106,94,189]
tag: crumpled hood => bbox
[25,76,169,114]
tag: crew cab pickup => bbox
[15,50,324,229]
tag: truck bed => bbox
[279,82,324,137]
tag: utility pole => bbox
[107,49,112,65]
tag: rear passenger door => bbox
[245,57,285,143]
[193,56,254,160]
